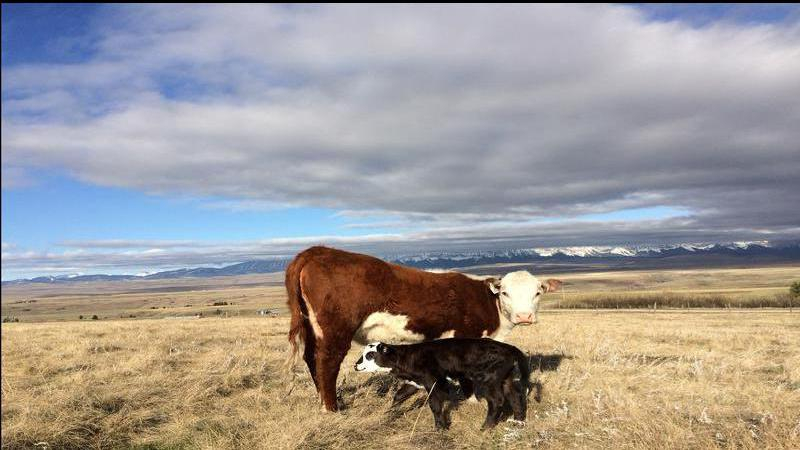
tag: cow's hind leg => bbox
[316,341,351,411]
[302,323,319,389]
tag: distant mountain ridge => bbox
[4,241,799,285]
[389,241,799,268]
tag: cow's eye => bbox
[501,291,508,296]
[365,352,374,361]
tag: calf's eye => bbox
[366,352,374,361]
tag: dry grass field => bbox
[2,265,799,449]
[2,310,799,449]
[0,273,289,323]
[542,266,799,309]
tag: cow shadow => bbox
[337,373,400,409]
[528,352,572,372]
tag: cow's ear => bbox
[486,278,501,294]
[543,279,562,293]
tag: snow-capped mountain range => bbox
[386,241,797,268]
[393,241,773,262]
[4,241,798,285]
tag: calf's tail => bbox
[517,352,532,390]
[515,351,540,401]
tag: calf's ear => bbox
[485,278,501,294]
[543,279,562,293]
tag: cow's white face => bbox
[354,343,392,373]
[488,271,561,325]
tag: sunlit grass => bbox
[2,311,799,449]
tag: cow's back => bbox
[292,246,499,341]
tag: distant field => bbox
[2,265,798,323]
[2,311,798,449]
[1,273,289,323]
[541,266,799,309]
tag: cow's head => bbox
[487,271,562,325]
[354,342,394,372]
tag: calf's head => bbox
[354,342,395,372]
[487,271,562,325]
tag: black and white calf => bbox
[354,338,534,430]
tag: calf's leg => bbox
[480,385,505,430]
[503,377,527,422]
[427,385,451,430]
[393,382,421,406]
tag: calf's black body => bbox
[355,338,534,430]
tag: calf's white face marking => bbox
[354,343,391,373]
[353,312,425,345]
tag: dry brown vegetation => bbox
[2,265,799,448]
[0,273,288,323]
[543,266,799,309]
[2,310,799,449]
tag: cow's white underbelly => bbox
[353,312,425,344]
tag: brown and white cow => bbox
[285,246,561,411]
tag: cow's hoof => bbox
[506,419,526,427]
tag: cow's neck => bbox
[491,298,514,342]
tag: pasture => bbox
[2,310,799,449]
[2,265,799,448]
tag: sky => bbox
[2,4,799,279]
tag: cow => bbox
[285,246,561,411]
[354,339,534,430]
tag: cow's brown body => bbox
[286,246,504,411]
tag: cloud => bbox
[2,5,799,261]
[1,166,38,189]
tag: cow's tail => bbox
[283,255,306,372]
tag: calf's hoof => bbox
[480,421,498,431]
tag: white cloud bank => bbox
[2,5,799,276]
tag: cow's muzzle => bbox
[514,313,536,325]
